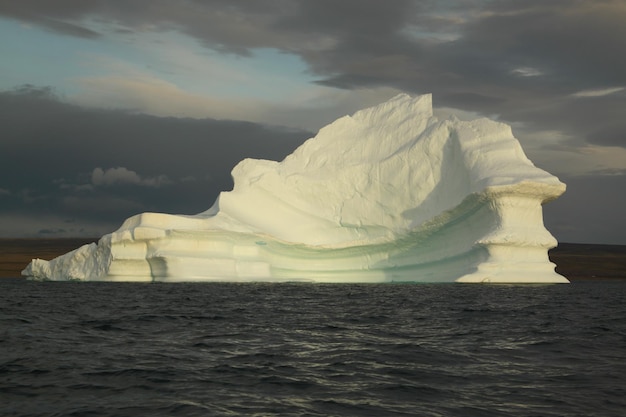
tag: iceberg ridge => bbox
[22,94,568,283]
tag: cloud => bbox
[73,72,263,121]
[0,3,101,38]
[18,188,48,204]
[37,228,68,235]
[46,5,626,141]
[543,173,626,245]
[69,62,404,131]
[35,17,101,38]
[0,212,114,238]
[571,87,625,98]
[586,123,626,148]
[61,195,146,215]
[4,1,625,142]
[0,188,10,196]
[528,144,626,178]
[91,167,172,188]
[510,67,543,77]
[1,0,626,244]
[2,85,626,244]
[0,86,311,236]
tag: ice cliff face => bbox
[22,94,568,283]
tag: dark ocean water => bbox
[1,280,625,417]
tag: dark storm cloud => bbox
[422,1,626,147]
[0,1,101,38]
[1,0,299,53]
[5,0,620,147]
[587,123,626,147]
[543,174,626,245]
[2,1,626,242]
[302,1,626,148]
[32,17,101,38]
[0,86,311,236]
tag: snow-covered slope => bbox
[22,94,568,283]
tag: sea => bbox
[1,279,625,417]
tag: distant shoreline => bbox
[1,238,625,281]
[549,242,626,281]
[0,238,98,279]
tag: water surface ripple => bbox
[1,280,625,416]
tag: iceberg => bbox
[22,94,568,283]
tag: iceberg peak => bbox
[23,93,567,283]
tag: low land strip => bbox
[0,239,624,281]
[0,238,97,279]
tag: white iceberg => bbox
[22,94,568,283]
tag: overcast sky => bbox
[1,0,625,244]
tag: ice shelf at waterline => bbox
[22,94,568,283]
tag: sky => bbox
[1,0,625,244]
